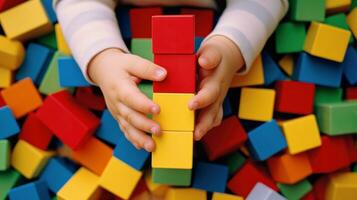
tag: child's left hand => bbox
[188,35,245,141]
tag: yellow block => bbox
[230,55,264,87]
[153,93,194,131]
[304,22,351,62]
[99,156,142,199]
[0,0,53,41]
[145,172,169,197]
[278,55,294,76]
[0,67,12,88]
[326,172,357,200]
[238,88,275,122]
[0,35,25,70]
[58,167,102,200]
[326,0,351,13]
[152,131,193,169]
[280,115,321,155]
[55,24,71,55]
[165,188,206,200]
[11,140,53,179]
[347,8,357,40]
[212,192,244,200]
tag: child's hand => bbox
[88,48,167,152]
[189,35,245,141]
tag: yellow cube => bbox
[212,192,244,200]
[326,172,357,200]
[278,55,294,76]
[0,35,25,70]
[304,22,351,62]
[326,0,351,13]
[58,167,102,200]
[165,188,206,200]
[99,157,142,199]
[280,115,321,155]
[238,88,275,122]
[347,8,357,40]
[152,131,193,169]
[145,172,169,197]
[0,0,53,41]
[231,55,264,87]
[153,93,194,131]
[55,24,71,55]
[11,140,53,179]
[0,67,12,88]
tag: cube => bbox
[58,56,90,87]
[224,151,246,175]
[0,169,22,200]
[275,22,306,54]
[130,7,162,38]
[231,55,264,87]
[238,88,275,122]
[304,22,351,62]
[0,106,20,139]
[212,193,243,200]
[325,172,357,200]
[180,8,213,37]
[9,181,51,200]
[165,188,206,200]
[55,24,71,55]
[246,183,286,200]
[342,46,357,85]
[346,87,357,100]
[95,109,122,145]
[36,31,57,49]
[152,131,193,169]
[152,168,192,186]
[262,51,286,86]
[0,140,10,170]
[280,115,321,154]
[278,180,312,200]
[116,6,131,39]
[41,0,57,23]
[278,55,294,76]
[0,0,25,12]
[192,162,229,193]
[74,87,106,111]
[288,0,325,21]
[0,67,12,88]
[314,87,342,104]
[131,38,153,61]
[326,0,352,13]
[145,172,169,196]
[347,8,357,39]
[0,35,25,70]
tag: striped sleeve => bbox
[206,0,289,74]
[54,0,128,83]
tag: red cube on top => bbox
[130,7,163,38]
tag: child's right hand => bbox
[88,48,167,152]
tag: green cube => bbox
[0,140,10,171]
[325,13,354,43]
[0,169,22,200]
[131,39,153,61]
[224,152,246,175]
[36,31,58,50]
[316,101,357,135]
[152,168,192,186]
[352,0,357,9]
[275,22,306,54]
[353,164,357,172]
[278,180,312,200]
[314,87,343,105]
[139,81,153,100]
[288,0,325,22]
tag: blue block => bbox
[262,50,286,86]
[41,0,57,23]
[223,96,233,117]
[116,6,132,39]
[58,57,90,87]
[0,106,20,139]
[192,161,228,193]
[9,181,51,200]
[39,158,75,193]
[195,37,204,52]
[16,43,52,85]
[293,52,343,87]
[95,109,122,145]
[246,120,287,161]
[342,45,357,85]
[113,133,150,171]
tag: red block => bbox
[312,176,328,200]
[36,90,100,150]
[130,7,162,38]
[227,160,278,198]
[307,136,351,174]
[153,54,196,93]
[0,0,25,12]
[0,92,6,107]
[345,87,357,100]
[275,80,315,115]
[345,136,357,163]
[181,8,214,37]
[75,87,106,111]
[201,116,247,161]
[152,15,195,54]
[19,112,53,150]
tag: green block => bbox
[314,87,343,105]
[152,168,192,186]
[288,0,325,22]
[278,180,312,200]
[139,81,153,100]
[0,169,22,200]
[325,13,354,43]
[352,0,357,9]
[131,39,153,61]
[275,22,306,54]
[224,151,246,175]
[316,101,357,135]
[36,31,58,50]
[353,164,357,172]
[0,140,10,171]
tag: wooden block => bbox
[152,131,193,169]
[315,87,342,104]
[74,87,106,111]
[246,183,286,200]
[0,0,53,41]
[275,22,306,54]
[0,35,25,70]
[326,0,351,13]
[347,8,357,39]
[180,8,213,37]
[325,14,354,43]
[41,0,57,23]
[325,172,357,200]
[231,55,264,87]
[0,169,22,200]
[278,55,294,76]
[278,180,312,200]
[55,24,70,55]
[346,87,357,100]
[116,6,132,39]
[212,192,243,200]
[0,140,10,171]
[262,51,286,86]
[58,56,90,87]
[238,88,275,122]
[0,0,25,12]
[11,140,53,179]
[152,15,195,54]
[165,188,206,200]
[288,0,325,22]
[202,116,247,161]
[267,152,312,184]
[342,46,357,85]
[153,54,196,93]
[0,106,20,139]
[130,7,162,38]
[95,109,122,145]
[279,115,321,154]
[153,93,194,131]
[36,90,100,150]
[0,67,12,88]
[224,151,246,175]
[145,172,169,196]
[131,38,153,61]
[304,22,350,62]
[9,181,51,200]
[152,168,192,186]
[99,157,142,199]
[36,31,57,50]
[57,167,102,200]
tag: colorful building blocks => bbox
[0,106,19,139]
[0,140,10,171]
[74,87,106,111]
[278,180,312,200]
[130,7,162,38]
[95,109,122,145]
[164,188,207,200]
[131,38,153,61]
[152,168,192,186]
[9,181,51,200]
[231,55,265,87]
[325,172,357,200]
[288,0,325,21]
[246,183,286,200]
[0,169,22,200]
[224,151,246,175]
[326,0,352,13]
[58,56,90,87]
[0,35,25,70]
[192,162,229,193]
[275,22,306,54]
[347,8,357,39]
[212,192,243,200]
[0,0,25,12]
[55,24,71,55]
[314,87,343,104]
[262,51,286,86]
[180,8,213,37]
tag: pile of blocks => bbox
[0,0,357,199]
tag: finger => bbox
[188,77,220,110]
[117,118,142,149]
[198,43,222,70]
[213,107,223,127]
[128,55,167,81]
[194,103,220,141]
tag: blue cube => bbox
[116,6,132,39]
[195,37,204,52]
[9,181,51,200]
[223,97,233,117]
[95,109,122,145]
[0,106,20,139]
[41,0,57,23]
[342,45,357,85]
[262,50,286,86]
[58,57,90,87]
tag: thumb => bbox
[198,43,222,70]
[128,55,167,81]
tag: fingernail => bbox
[150,126,160,135]
[151,105,160,114]
[189,101,198,110]
[145,142,153,152]
[199,57,208,66]
[156,69,166,79]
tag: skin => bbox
[88,35,244,152]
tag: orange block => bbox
[267,152,312,184]
[1,78,42,118]
[72,137,113,175]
